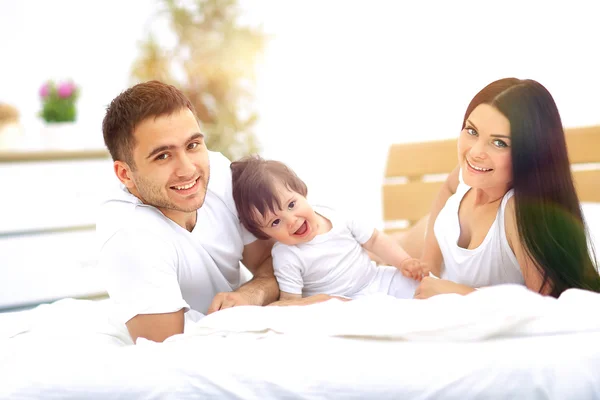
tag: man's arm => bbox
[100,229,190,344]
[126,310,184,344]
[207,239,279,313]
[239,238,280,303]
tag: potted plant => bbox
[38,80,80,148]
[39,80,79,123]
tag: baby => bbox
[231,156,427,301]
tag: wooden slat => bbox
[385,125,600,178]
[382,169,600,222]
[565,125,600,164]
[573,170,600,203]
[383,228,408,235]
[385,139,457,178]
[0,148,110,163]
[382,181,444,221]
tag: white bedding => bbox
[1,285,600,399]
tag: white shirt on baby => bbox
[272,205,388,297]
[96,151,255,324]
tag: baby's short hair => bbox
[231,155,307,239]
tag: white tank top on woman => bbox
[433,173,525,288]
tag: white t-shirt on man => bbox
[96,151,255,324]
[272,205,401,298]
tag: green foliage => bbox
[39,81,79,123]
[131,0,266,161]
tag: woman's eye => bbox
[288,201,296,210]
[466,128,477,136]
[271,219,281,227]
[493,139,508,148]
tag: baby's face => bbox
[256,184,319,246]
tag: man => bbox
[97,81,280,343]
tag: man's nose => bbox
[176,153,195,176]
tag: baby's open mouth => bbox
[294,220,308,236]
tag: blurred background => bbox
[1,0,599,309]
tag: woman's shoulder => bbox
[447,166,461,194]
[503,194,517,247]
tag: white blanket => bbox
[2,285,600,400]
[164,284,600,343]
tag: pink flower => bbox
[39,83,50,98]
[57,82,76,98]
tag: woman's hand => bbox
[413,277,476,299]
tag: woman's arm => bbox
[421,165,461,276]
[504,197,552,295]
[268,292,350,306]
[413,277,476,299]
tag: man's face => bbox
[122,108,210,222]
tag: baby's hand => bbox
[398,258,429,281]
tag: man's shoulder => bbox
[207,150,232,191]
[205,151,239,218]
[97,194,179,251]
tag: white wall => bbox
[0,0,156,146]
[249,0,600,224]
[2,0,599,225]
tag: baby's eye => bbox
[271,219,281,227]
[288,201,296,210]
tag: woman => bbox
[411,78,599,299]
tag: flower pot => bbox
[42,122,80,150]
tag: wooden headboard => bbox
[383,125,600,234]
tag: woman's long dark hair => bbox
[463,78,599,297]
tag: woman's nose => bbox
[471,139,487,159]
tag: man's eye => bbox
[156,153,168,161]
[271,219,281,227]
[288,201,295,210]
[188,142,199,150]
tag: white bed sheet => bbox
[1,285,600,400]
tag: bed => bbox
[1,125,600,399]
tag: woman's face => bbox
[457,104,513,190]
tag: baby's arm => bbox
[362,229,429,280]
